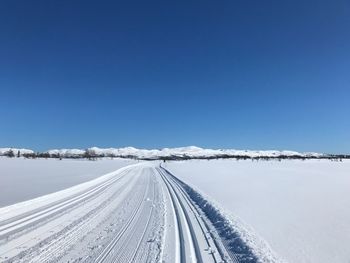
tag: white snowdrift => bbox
[0,157,137,207]
[0,162,142,222]
[166,159,350,263]
[171,171,285,263]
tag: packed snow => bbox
[0,157,137,207]
[165,159,350,263]
[1,155,349,262]
[0,163,238,263]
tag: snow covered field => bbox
[165,159,350,263]
[0,162,241,263]
[0,157,137,207]
[1,157,349,262]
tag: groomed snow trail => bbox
[0,163,238,263]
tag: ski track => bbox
[0,162,242,263]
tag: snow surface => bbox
[165,159,350,263]
[0,157,137,207]
[0,163,235,263]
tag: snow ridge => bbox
[166,169,286,263]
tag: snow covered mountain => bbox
[43,146,323,159]
[0,148,34,156]
[0,146,325,159]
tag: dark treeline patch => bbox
[1,149,349,161]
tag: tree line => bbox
[1,149,348,161]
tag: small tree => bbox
[84,149,97,160]
[5,149,15,158]
[17,150,20,158]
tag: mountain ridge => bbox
[0,146,328,159]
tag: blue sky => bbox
[0,0,349,153]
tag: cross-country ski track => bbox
[0,163,243,263]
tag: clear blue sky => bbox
[0,0,349,153]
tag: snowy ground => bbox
[2,157,349,262]
[0,157,137,207]
[165,159,350,263]
[0,161,241,263]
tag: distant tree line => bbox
[1,149,348,161]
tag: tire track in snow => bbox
[161,166,237,263]
[94,170,151,263]
[158,167,200,263]
[0,163,242,263]
[0,168,131,239]
[0,165,145,262]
